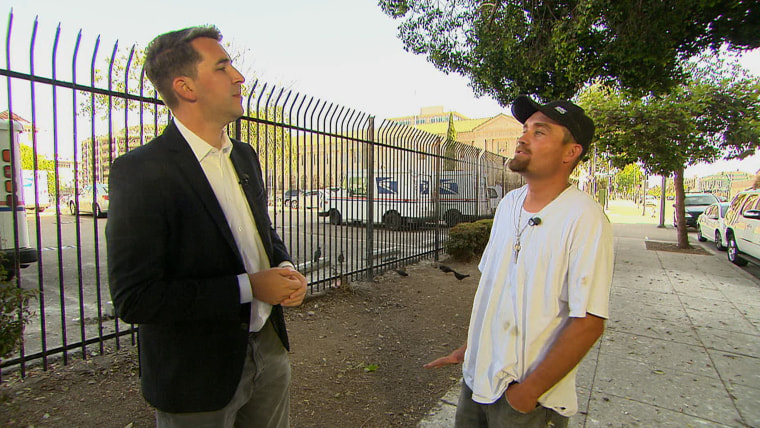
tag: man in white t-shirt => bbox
[425,95,614,428]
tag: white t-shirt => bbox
[462,185,614,416]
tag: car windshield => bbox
[685,195,717,205]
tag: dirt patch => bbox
[1,259,477,428]
[645,240,711,255]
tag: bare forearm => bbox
[515,315,605,403]
[424,342,467,368]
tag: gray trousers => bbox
[455,382,569,428]
[156,319,291,428]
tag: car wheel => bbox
[697,227,707,242]
[715,231,726,251]
[444,209,463,228]
[94,204,105,218]
[383,211,404,231]
[727,234,748,266]
[69,201,77,215]
[329,209,342,225]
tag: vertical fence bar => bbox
[50,23,64,370]
[26,15,50,373]
[3,10,25,379]
[365,117,374,280]
[63,29,83,368]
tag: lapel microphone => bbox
[239,174,250,186]
[528,217,542,226]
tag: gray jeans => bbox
[156,319,291,428]
[455,382,569,428]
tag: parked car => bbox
[281,189,303,207]
[696,202,730,250]
[290,190,321,210]
[68,184,109,217]
[674,192,719,228]
[724,189,760,267]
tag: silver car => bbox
[68,184,109,217]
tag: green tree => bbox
[613,164,644,200]
[579,69,760,248]
[380,0,760,102]
[19,144,57,199]
[443,112,457,170]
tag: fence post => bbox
[434,136,442,261]
[365,116,375,280]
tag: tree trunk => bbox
[674,168,690,249]
[658,175,666,228]
[641,173,648,216]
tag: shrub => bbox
[445,219,494,262]
[0,274,37,359]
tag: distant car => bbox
[696,202,730,250]
[68,184,109,217]
[290,190,320,210]
[282,189,303,207]
[724,189,760,267]
[674,193,719,228]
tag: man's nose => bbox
[232,66,245,84]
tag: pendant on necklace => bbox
[513,239,521,262]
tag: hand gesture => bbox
[423,344,466,369]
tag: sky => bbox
[2,0,759,178]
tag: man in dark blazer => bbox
[107,26,307,427]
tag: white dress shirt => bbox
[175,119,273,332]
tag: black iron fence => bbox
[0,12,522,376]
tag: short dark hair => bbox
[143,26,222,108]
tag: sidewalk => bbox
[419,200,760,427]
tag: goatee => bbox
[508,157,527,172]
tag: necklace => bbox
[513,192,530,263]
[512,183,571,263]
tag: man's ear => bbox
[172,76,196,103]
[563,143,583,164]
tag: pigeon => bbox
[313,246,322,263]
[337,250,344,264]
[438,264,454,273]
[453,271,470,280]
[395,268,409,277]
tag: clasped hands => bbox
[248,267,307,307]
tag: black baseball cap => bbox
[511,95,595,158]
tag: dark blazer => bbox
[107,121,291,413]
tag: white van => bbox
[23,169,50,212]
[0,120,38,277]
[326,171,436,230]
